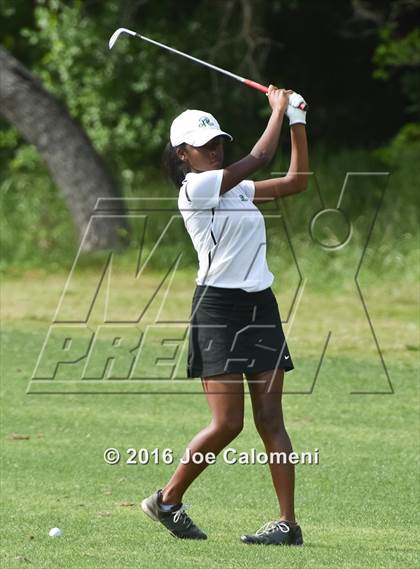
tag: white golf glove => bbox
[286,92,307,126]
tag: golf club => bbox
[109,27,308,110]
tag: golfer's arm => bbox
[288,124,309,192]
[220,108,285,194]
[253,124,309,201]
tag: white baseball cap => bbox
[170,109,233,147]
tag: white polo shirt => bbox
[178,169,274,292]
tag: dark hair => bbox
[162,142,191,188]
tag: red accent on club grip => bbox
[243,79,268,93]
[244,79,308,111]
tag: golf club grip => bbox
[244,79,308,111]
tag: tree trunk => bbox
[0,47,129,252]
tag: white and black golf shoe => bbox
[240,519,303,545]
[141,489,207,540]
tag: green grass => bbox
[1,270,419,568]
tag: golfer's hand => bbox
[286,92,308,125]
[267,85,292,114]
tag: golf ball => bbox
[48,527,62,538]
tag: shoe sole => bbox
[240,533,304,546]
[141,498,159,522]
[141,498,190,540]
[241,539,304,546]
[141,499,178,540]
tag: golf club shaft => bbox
[109,28,307,110]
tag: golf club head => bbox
[109,28,138,49]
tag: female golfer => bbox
[142,85,309,545]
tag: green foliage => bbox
[366,4,420,277]
[20,1,177,170]
[0,141,77,272]
[0,0,263,273]
[0,0,418,278]
[4,1,266,171]
[1,142,417,288]
[373,27,420,79]
[375,122,420,166]
[373,25,420,115]
[369,0,420,119]
[0,0,267,240]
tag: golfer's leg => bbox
[246,368,296,523]
[160,373,244,505]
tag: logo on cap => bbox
[198,116,216,128]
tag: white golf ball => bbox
[48,527,62,538]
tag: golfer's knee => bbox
[253,408,285,437]
[212,416,243,441]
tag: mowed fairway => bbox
[1,270,419,569]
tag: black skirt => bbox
[187,285,294,378]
